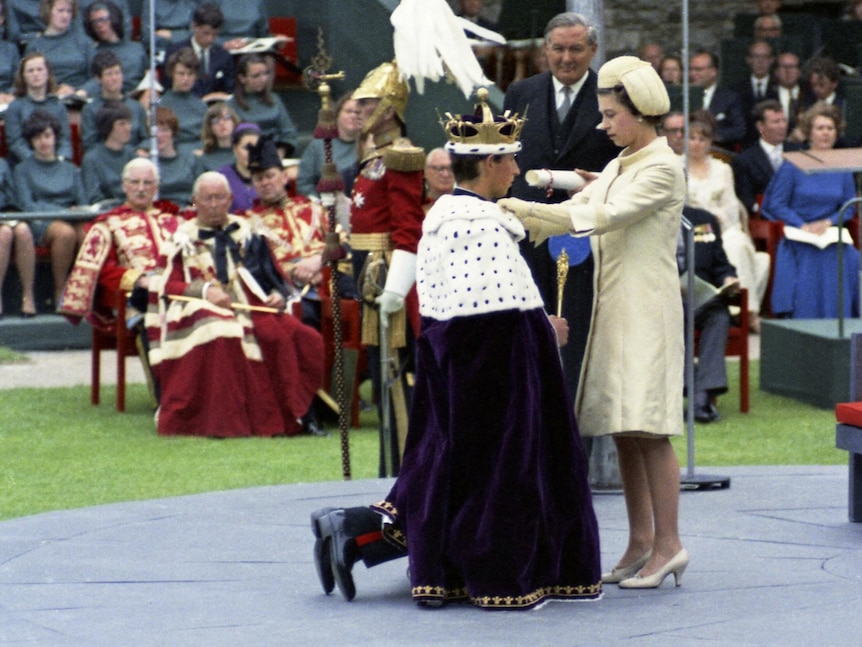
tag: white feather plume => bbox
[390,0,504,98]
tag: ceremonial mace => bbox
[303,31,351,480]
[556,249,569,317]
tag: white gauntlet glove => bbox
[376,249,416,325]
[498,198,575,246]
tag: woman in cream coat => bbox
[500,56,688,590]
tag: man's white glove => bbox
[375,249,416,325]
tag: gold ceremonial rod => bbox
[167,294,281,314]
[556,249,569,318]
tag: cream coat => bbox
[565,136,685,437]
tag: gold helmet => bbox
[353,60,409,132]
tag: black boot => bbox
[310,508,337,594]
[316,509,358,601]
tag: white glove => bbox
[375,249,416,327]
[376,290,405,322]
[498,198,575,246]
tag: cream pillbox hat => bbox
[597,56,670,117]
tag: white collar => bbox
[551,73,588,104]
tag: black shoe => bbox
[317,509,357,601]
[301,411,329,437]
[310,508,337,595]
[694,401,721,423]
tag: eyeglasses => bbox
[90,16,110,24]
[428,165,452,173]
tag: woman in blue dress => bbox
[761,102,859,318]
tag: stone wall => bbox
[449,0,846,57]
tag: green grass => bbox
[0,359,843,522]
[0,384,382,521]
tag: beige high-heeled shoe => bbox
[618,549,689,589]
[600,551,651,584]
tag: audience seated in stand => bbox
[12,109,85,304]
[456,0,497,38]
[0,1,20,107]
[774,51,802,135]
[752,13,782,40]
[296,92,362,200]
[26,0,93,97]
[5,52,73,164]
[733,39,778,149]
[209,0,269,50]
[844,0,862,21]
[0,157,37,317]
[732,99,799,215]
[143,171,325,437]
[77,0,131,41]
[684,110,769,331]
[228,53,298,158]
[800,57,844,114]
[79,50,149,150]
[159,48,208,156]
[83,1,146,95]
[196,101,239,173]
[761,102,860,319]
[690,50,746,151]
[153,106,196,207]
[8,0,46,44]
[216,121,260,213]
[141,0,197,53]
[680,205,739,423]
[165,3,235,103]
[640,42,665,73]
[422,148,455,213]
[659,55,683,85]
[81,100,137,204]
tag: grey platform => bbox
[1,466,861,646]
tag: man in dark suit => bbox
[731,99,799,214]
[690,50,747,151]
[503,11,619,397]
[734,39,779,149]
[774,51,801,134]
[680,206,739,423]
[165,2,234,102]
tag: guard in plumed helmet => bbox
[349,59,425,477]
[309,88,602,610]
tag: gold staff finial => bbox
[556,249,569,318]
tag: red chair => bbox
[748,216,784,318]
[268,16,300,86]
[91,287,138,412]
[695,287,749,413]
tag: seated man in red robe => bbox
[58,158,181,405]
[145,171,324,437]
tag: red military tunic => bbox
[350,144,425,338]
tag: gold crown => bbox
[439,88,526,154]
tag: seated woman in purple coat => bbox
[216,122,260,213]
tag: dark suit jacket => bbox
[705,86,747,150]
[733,75,779,149]
[503,69,619,395]
[165,39,235,97]
[504,70,619,206]
[731,140,803,213]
